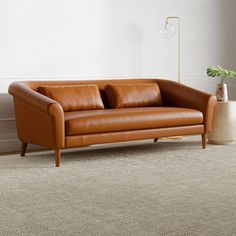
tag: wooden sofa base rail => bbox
[20,133,207,167]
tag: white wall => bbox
[1,0,236,152]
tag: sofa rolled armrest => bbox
[8,82,65,148]
[9,82,59,113]
[156,79,217,133]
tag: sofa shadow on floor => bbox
[0,139,204,169]
[0,136,235,169]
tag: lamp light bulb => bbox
[160,21,176,39]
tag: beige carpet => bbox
[0,138,236,236]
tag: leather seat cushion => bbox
[105,83,162,108]
[37,85,104,111]
[65,107,203,136]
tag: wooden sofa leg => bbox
[201,133,207,149]
[20,142,28,156]
[153,138,158,143]
[55,149,61,167]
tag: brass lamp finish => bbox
[165,16,180,83]
[158,16,182,141]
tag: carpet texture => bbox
[0,138,236,236]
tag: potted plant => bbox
[207,65,236,102]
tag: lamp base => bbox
[160,136,183,140]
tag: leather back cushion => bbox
[37,85,104,111]
[105,83,162,108]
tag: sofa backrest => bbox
[22,79,160,108]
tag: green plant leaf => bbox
[207,65,236,79]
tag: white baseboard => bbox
[0,133,42,154]
[0,138,20,153]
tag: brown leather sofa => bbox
[8,79,217,167]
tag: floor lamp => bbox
[160,16,180,83]
[156,17,182,142]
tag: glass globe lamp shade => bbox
[159,21,176,39]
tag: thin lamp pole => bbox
[161,16,182,140]
[166,16,180,83]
